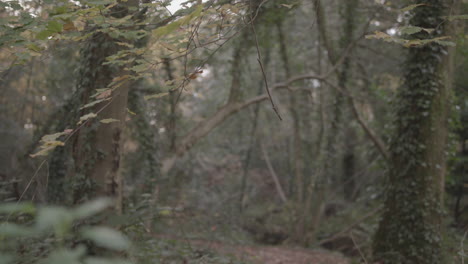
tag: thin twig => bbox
[249,4,282,120]
[317,206,382,246]
[261,142,288,203]
[350,232,369,264]
[461,229,467,264]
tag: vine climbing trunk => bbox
[373,1,456,263]
[71,0,140,212]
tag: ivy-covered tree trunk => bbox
[373,1,455,263]
[71,0,140,210]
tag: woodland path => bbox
[151,234,350,264]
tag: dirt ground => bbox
[152,234,350,264]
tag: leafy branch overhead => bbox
[10,0,247,158]
[365,4,467,48]
[365,30,455,47]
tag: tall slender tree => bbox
[373,1,456,263]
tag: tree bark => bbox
[71,0,140,211]
[373,1,456,263]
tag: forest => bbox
[1,0,468,263]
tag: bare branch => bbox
[250,11,282,120]
[261,143,288,203]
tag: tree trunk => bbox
[373,1,455,263]
[71,0,140,211]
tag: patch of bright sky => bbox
[387,28,397,36]
[166,0,208,14]
[167,0,185,13]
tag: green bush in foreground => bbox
[0,198,131,264]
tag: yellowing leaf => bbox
[41,132,68,142]
[400,4,425,12]
[365,31,392,40]
[159,209,171,216]
[77,113,97,125]
[100,118,120,124]
[80,98,110,110]
[153,4,203,37]
[63,21,76,31]
[96,89,112,99]
[73,18,86,31]
[144,92,169,100]
[43,141,65,147]
[127,108,136,115]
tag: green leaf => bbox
[86,0,113,6]
[81,227,130,251]
[100,118,120,124]
[84,257,133,264]
[8,1,23,10]
[36,30,54,40]
[446,14,468,21]
[35,206,73,237]
[73,198,112,219]
[129,63,148,73]
[0,202,35,214]
[0,223,36,237]
[0,254,14,264]
[399,26,422,35]
[400,4,425,12]
[144,92,169,100]
[27,43,43,52]
[40,246,86,264]
[435,40,456,46]
[47,20,63,33]
[153,4,203,37]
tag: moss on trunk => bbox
[372,1,455,263]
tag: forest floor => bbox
[151,234,350,264]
